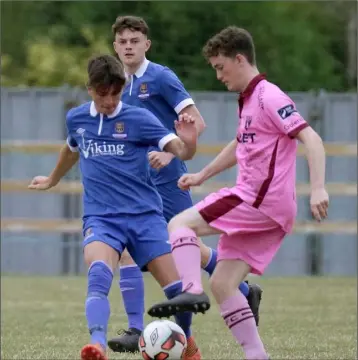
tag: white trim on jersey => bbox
[174,98,195,114]
[124,58,150,80]
[90,101,123,119]
[158,133,178,151]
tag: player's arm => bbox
[28,142,79,190]
[296,127,328,221]
[48,142,80,186]
[162,115,197,161]
[29,110,80,191]
[296,127,326,191]
[159,68,206,136]
[151,105,206,168]
[198,139,237,182]
[142,111,197,162]
[149,69,206,168]
[178,139,236,190]
[179,105,206,136]
[265,93,329,221]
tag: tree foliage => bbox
[1,1,356,91]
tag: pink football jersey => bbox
[233,74,309,232]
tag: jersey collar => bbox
[240,73,266,100]
[90,101,123,118]
[125,58,150,79]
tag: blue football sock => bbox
[204,248,250,297]
[86,261,113,349]
[119,265,145,331]
[164,281,192,338]
[203,247,217,276]
[239,280,250,297]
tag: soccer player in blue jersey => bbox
[108,15,263,357]
[28,54,210,360]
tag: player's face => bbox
[209,54,246,92]
[88,87,122,115]
[113,30,151,68]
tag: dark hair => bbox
[87,54,126,95]
[112,15,149,36]
[203,26,256,65]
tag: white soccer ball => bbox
[139,319,187,360]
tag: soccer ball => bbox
[139,320,187,360]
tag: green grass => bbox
[1,276,357,359]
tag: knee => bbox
[119,249,136,267]
[168,213,187,233]
[209,274,224,300]
[168,209,199,233]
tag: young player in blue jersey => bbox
[28,54,210,360]
[107,15,263,357]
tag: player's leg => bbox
[210,258,268,359]
[147,189,268,319]
[147,205,219,318]
[209,216,285,360]
[158,181,219,278]
[198,236,263,325]
[146,253,203,360]
[80,219,125,360]
[127,212,207,360]
[160,181,262,323]
[108,249,144,353]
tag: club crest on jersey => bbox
[140,83,148,93]
[138,83,150,99]
[113,122,127,139]
[115,122,124,133]
[244,116,252,130]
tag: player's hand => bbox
[28,176,54,191]
[310,187,329,222]
[178,172,204,190]
[148,151,174,170]
[175,113,198,145]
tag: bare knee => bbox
[168,212,190,233]
[84,241,119,272]
[119,248,136,267]
[168,207,221,238]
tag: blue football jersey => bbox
[121,58,194,185]
[66,101,178,218]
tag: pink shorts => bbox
[195,187,286,275]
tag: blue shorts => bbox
[156,179,193,223]
[82,212,170,271]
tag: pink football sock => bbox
[220,290,268,359]
[170,227,203,294]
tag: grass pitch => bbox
[1,276,356,359]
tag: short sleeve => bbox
[66,110,79,152]
[158,68,195,114]
[264,92,309,138]
[139,109,178,150]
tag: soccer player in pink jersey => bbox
[147,26,329,359]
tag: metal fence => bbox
[1,88,357,276]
